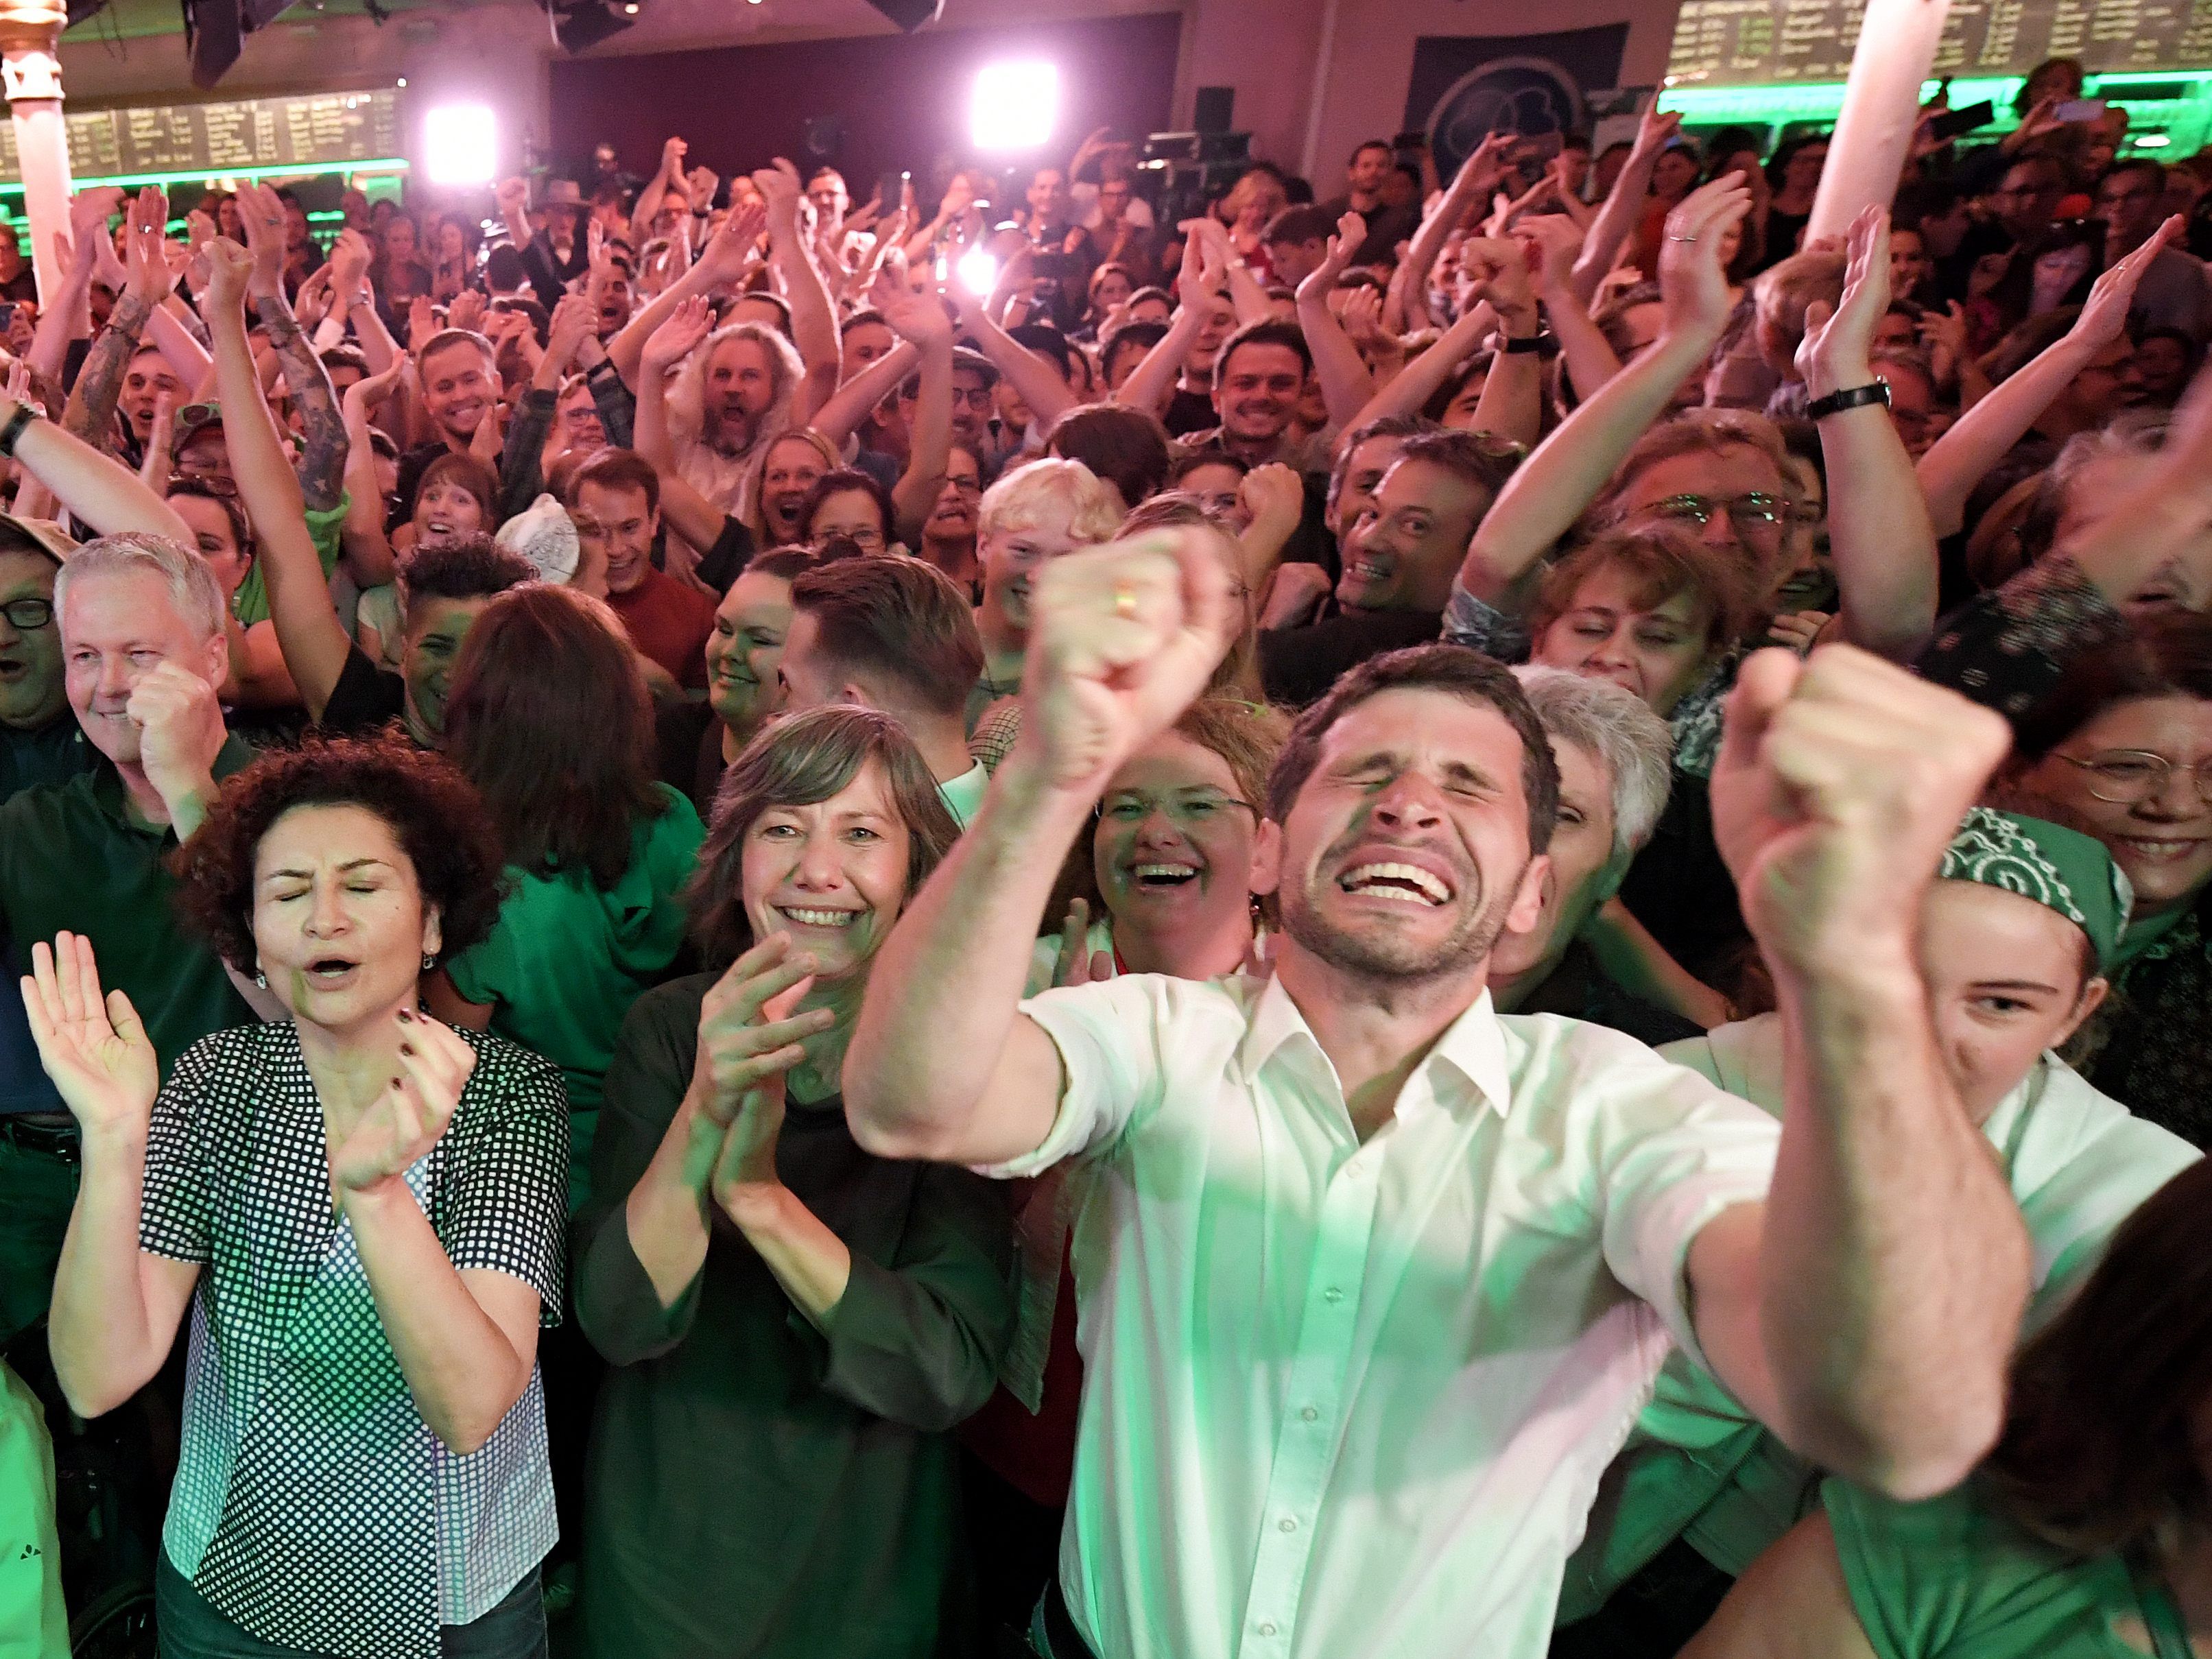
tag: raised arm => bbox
[1113,228,1224,418]
[237,182,346,514]
[1384,134,1508,335]
[1798,208,1937,660]
[752,159,841,418]
[630,136,688,251]
[1294,213,1379,428]
[31,934,202,1419]
[338,357,407,582]
[62,187,174,453]
[1573,101,1680,307]
[882,283,955,540]
[28,229,94,394]
[8,393,193,541]
[143,301,213,399]
[1918,217,2181,540]
[846,527,1239,1166]
[1693,647,2026,1499]
[204,239,352,722]
[953,278,1077,435]
[1532,212,1624,401]
[1458,178,1750,606]
[606,202,766,389]
[632,296,728,554]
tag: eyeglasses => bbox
[1097,789,1259,826]
[2055,749,2212,805]
[0,596,53,630]
[168,472,239,498]
[1647,492,1788,529]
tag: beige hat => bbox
[540,178,586,208]
[0,512,78,563]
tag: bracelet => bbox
[1499,332,1547,355]
[1805,379,1891,419]
[0,401,40,457]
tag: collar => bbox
[90,732,257,832]
[1234,972,1514,1121]
[936,760,990,829]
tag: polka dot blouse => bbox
[139,1019,569,1659]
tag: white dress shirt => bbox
[989,971,1781,1659]
[1556,1012,2205,1619]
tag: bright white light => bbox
[424,103,497,187]
[2136,133,2171,147]
[956,247,999,294]
[971,60,1060,152]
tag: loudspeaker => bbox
[864,0,943,29]
[1194,86,1234,133]
[544,0,634,54]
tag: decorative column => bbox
[0,0,71,302]
[1807,0,1953,241]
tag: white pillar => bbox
[0,2,72,305]
[1806,0,1952,242]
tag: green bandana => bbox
[1939,807,2133,971]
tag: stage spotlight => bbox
[425,102,497,186]
[971,60,1059,152]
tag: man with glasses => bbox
[2095,159,2209,340]
[918,444,986,593]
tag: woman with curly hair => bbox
[27,735,570,1659]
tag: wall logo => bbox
[1427,55,1586,171]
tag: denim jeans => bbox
[156,1550,549,1659]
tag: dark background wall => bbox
[548,12,1184,203]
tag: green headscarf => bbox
[1938,807,2133,972]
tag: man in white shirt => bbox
[845,526,2032,1659]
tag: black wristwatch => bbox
[1499,332,1547,355]
[0,401,40,457]
[1806,380,1891,420]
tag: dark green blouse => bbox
[573,974,1018,1659]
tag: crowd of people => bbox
[2,54,2211,1659]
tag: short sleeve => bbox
[1820,1478,2120,1659]
[437,1040,569,1323]
[140,1038,225,1263]
[441,911,516,1011]
[973,977,1172,1180]
[1441,578,1532,660]
[1589,1040,1781,1365]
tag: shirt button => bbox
[1323,1286,1344,1303]
[1258,1623,1278,1637]
[1279,1516,1298,1532]
[1300,1406,1319,1422]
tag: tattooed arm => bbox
[59,289,152,453]
[238,182,346,512]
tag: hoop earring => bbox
[421,954,436,972]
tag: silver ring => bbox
[1667,232,1699,243]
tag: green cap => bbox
[1938,807,2132,972]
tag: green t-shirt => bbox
[0,1361,67,1659]
[0,715,97,807]
[446,785,704,1193]
[1827,1477,2190,1659]
[230,496,351,628]
[0,739,258,1077]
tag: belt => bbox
[1029,1582,1100,1659]
[0,1114,80,1165]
